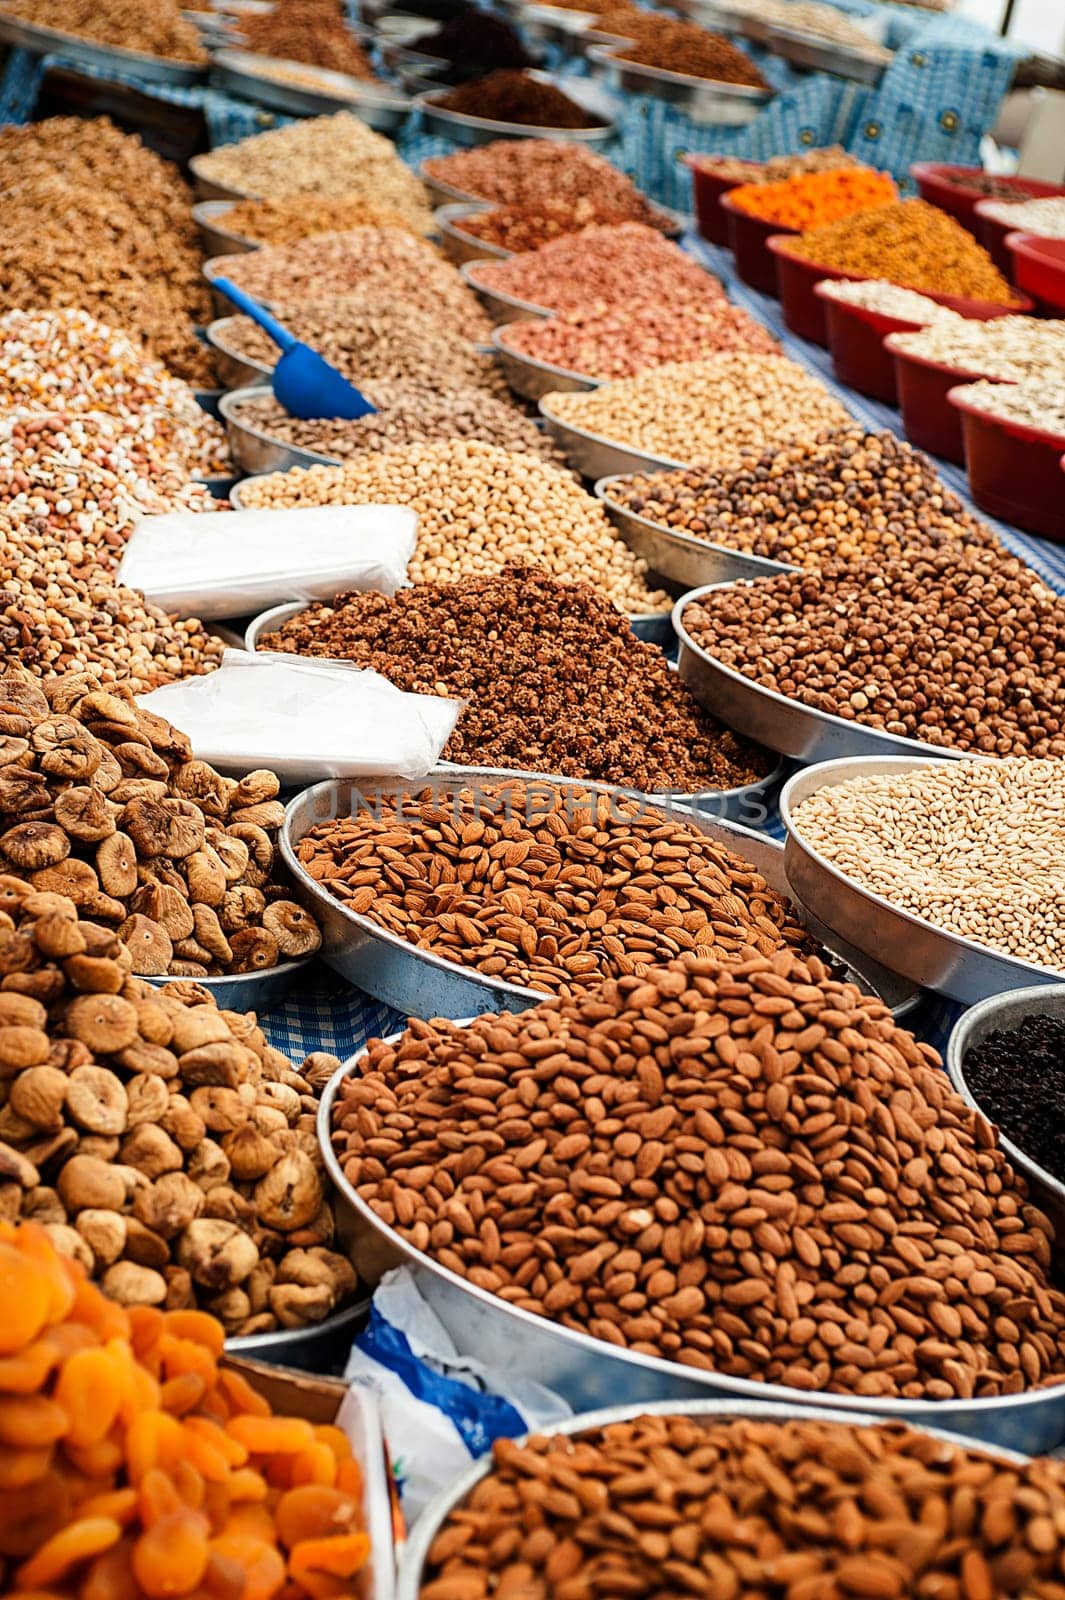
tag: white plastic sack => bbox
[138,650,461,785]
[117,504,417,619]
[345,1269,572,1523]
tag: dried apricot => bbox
[55,1348,124,1448]
[162,1373,207,1416]
[131,1508,211,1597]
[79,1539,140,1600]
[65,1437,125,1481]
[16,1227,76,1325]
[0,1240,51,1354]
[289,1445,337,1489]
[209,1534,286,1600]
[161,1312,225,1359]
[72,1489,138,1528]
[288,1533,370,1583]
[311,1427,350,1463]
[17,1517,122,1589]
[0,1393,70,1447]
[226,1417,315,1457]
[0,1339,61,1394]
[126,1411,185,1484]
[0,1445,54,1490]
[274,1488,360,1552]
[215,1370,271,1420]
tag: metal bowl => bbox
[767,23,888,85]
[597,477,797,590]
[227,1296,368,1369]
[192,200,260,259]
[245,600,310,653]
[145,955,314,1014]
[415,73,618,148]
[219,389,341,475]
[946,985,1065,1229]
[320,1038,1065,1450]
[0,12,206,81]
[210,48,412,127]
[460,260,553,324]
[284,768,920,1022]
[493,325,599,402]
[418,165,481,210]
[540,398,689,480]
[433,201,508,265]
[781,755,1065,1006]
[398,1397,1033,1598]
[586,43,771,126]
[674,581,975,765]
[189,153,258,204]
[205,316,273,389]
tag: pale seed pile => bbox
[951,377,1065,436]
[222,191,435,244]
[980,194,1065,236]
[816,277,964,324]
[237,440,669,614]
[891,316,1065,382]
[332,945,1065,1399]
[792,759,1065,974]
[545,354,851,473]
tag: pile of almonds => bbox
[0,669,320,978]
[332,947,1065,1401]
[0,886,354,1334]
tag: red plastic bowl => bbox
[768,236,857,343]
[886,336,1015,464]
[910,162,1065,234]
[1006,232,1065,316]
[721,191,797,296]
[949,385,1065,540]
[686,156,763,247]
[815,288,922,403]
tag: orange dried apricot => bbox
[72,1489,138,1528]
[0,1240,51,1354]
[226,1417,316,1456]
[289,1445,337,1489]
[162,1373,208,1416]
[208,1534,286,1600]
[0,1338,62,1394]
[55,1349,123,1448]
[131,1508,211,1597]
[17,1517,122,1590]
[274,1488,360,1552]
[161,1313,225,1359]
[311,1428,350,1463]
[79,1539,139,1600]
[0,1444,54,1489]
[215,1370,271,1420]
[126,1411,185,1484]
[0,1393,70,1446]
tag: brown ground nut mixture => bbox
[300,781,820,997]
[258,566,771,791]
[420,1414,1065,1599]
[238,0,378,78]
[608,428,998,567]
[435,71,601,129]
[612,18,769,87]
[459,196,674,254]
[0,0,206,62]
[221,193,434,245]
[502,298,779,382]
[422,141,669,223]
[232,384,562,461]
[332,946,1065,1399]
[683,545,1065,757]
[0,118,213,385]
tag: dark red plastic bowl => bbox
[949,385,1065,540]
[910,162,1065,234]
[768,237,857,343]
[815,288,922,403]
[721,191,797,295]
[1006,232,1065,316]
[887,337,1014,464]
[686,156,763,247]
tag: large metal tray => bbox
[192,199,260,259]
[219,388,340,475]
[206,316,273,389]
[189,153,257,204]
[946,985,1065,1227]
[284,768,920,1022]
[598,477,797,589]
[146,955,313,1014]
[540,398,689,480]
[0,11,206,80]
[768,23,889,85]
[398,1398,1034,1598]
[210,48,412,127]
[416,72,618,147]
[321,1038,1065,1451]
[460,260,553,325]
[586,43,771,125]
[674,580,974,764]
[493,326,598,402]
[781,755,1065,1006]
[433,201,507,265]
[227,1296,367,1369]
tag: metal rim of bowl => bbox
[779,755,1065,996]
[219,388,343,471]
[459,259,555,319]
[205,317,274,385]
[209,47,408,106]
[192,199,262,255]
[539,396,697,476]
[397,1395,1031,1598]
[226,1293,368,1354]
[317,1027,1065,1438]
[493,324,601,393]
[672,580,975,764]
[596,476,798,583]
[145,956,313,993]
[188,154,261,203]
[415,70,617,142]
[433,201,511,261]
[585,42,772,101]
[945,984,1065,1207]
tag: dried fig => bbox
[176,1043,244,1090]
[63,952,124,995]
[262,901,321,958]
[0,766,50,816]
[208,1286,251,1327]
[254,1151,322,1233]
[66,1065,128,1135]
[9,1064,67,1130]
[65,993,138,1051]
[123,797,205,861]
[168,1007,231,1055]
[209,831,250,884]
[229,928,279,974]
[231,800,285,832]
[117,1041,179,1079]
[135,706,189,759]
[112,742,170,780]
[0,1182,21,1223]
[33,912,87,959]
[186,1139,230,1190]
[0,992,46,1029]
[1,821,70,871]
[125,1074,171,1128]
[90,746,123,795]
[76,689,137,728]
[53,787,119,843]
[257,1081,302,1121]
[129,883,195,941]
[133,1172,204,1238]
[76,1208,127,1267]
[45,1222,94,1272]
[276,1246,357,1299]
[164,1265,195,1310]
[189,1086,248,1135]
[226,821,272,886]
[184,849,227,908]
[191,905,231,965]
[172,761,230,818]
[77,1135,120,1163]
[300,1052,343,1094]
[177,1218,258,1289]
[21,1185,64,1223]
[268,1283,333,1328]
[102,1260,167,1306]
[31,717,100,780]
[31,858,99,906]
[167,959,209,978]
[57,1154,127,1213]
[218,885,266,934]
[221,1122,281,1182]
[233,770,280,809]
[159,1095,206,1152]
[120,1123,183,1179]
[112,779,168,806]
[0,1025,50,1074]
[172,937,216,968]
[117,914,173,977]
[0,1138,38,1188]
[95,832,138,899]
[245,1258,276,1314]
[123,1216,170,1270]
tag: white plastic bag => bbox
[117,504,417,619]
[344,1269,572,1523]
[138,650,461,784]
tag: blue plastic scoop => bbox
[215,277,377,421]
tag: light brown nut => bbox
[66,1065,129,1135]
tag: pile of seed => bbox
[792,759,1065,973]
[980,194,1065,237]
[258,566,771,790]
[458,195,672,254]
[751,0,892,53]
[302,783,819,995]
[891,317,1065,381]
[412,10,534,72]
[238,0,378,77]
[193,114,433,229]
[613,18,768,87]
[232,384,562,461]
[237,441,669,613]
[816,276,965,324]
[214,228,492,339]
[692,145,858,184]
[221,192,434,244]
[0,308,228,477]
[420,1414,1065,1599]
[331,943,1065,1399]
[468,222,725,313]
[964,1013,1065,1185]
[217,292,507,396]
[951,377,1065,436]
[0,0,206,61]
[422,140,667,224]
[0,118,213,383]
[607,428,996,567]
[435,70,601,128]
[682,545,1065,757]
[503,298,778,380]
[783,199,1021,305]
[546,354,851,472]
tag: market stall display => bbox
[0,0,207,71]
[723,166,896,293]
[910,160,1065,230]
[207,192,435,248]
[209,51,413,129]
[420,139,667,219]
[1006,233,1065,317]
[687,146,859,244]
[418,69,617,145]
